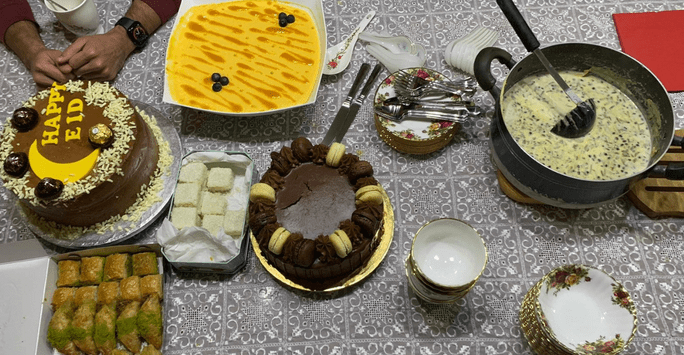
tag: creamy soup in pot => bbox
[501,71,651,180]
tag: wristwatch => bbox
[115,17,149,49]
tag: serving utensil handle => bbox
[496,0,540,52]
[347,63,371,100]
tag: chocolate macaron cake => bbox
[249,137,384,289]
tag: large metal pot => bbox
[474,43,680,208]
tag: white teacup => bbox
[406,218,487,302]
[45,0,103,37]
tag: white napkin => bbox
[156,217,241,263]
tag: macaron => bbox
[355,185,383,205]
[348,161,374,183]
[325,142,346,167]
[292,238,316,267]
[268,227,291,255]
[250,183,276,203]
[270,151,292,175]
[291,137,313,162]
[329,229,353,258]
[352,208,379,238]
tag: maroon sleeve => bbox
[0,0,37,44]
[141,0,182,25]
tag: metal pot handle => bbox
[649,135,684,179]
[473,47,516,100]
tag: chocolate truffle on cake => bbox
[4,152,29,177]
[11,107,39,132]
[249,137,384,289]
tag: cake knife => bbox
[332,63,383,143]
[322,63,371,146]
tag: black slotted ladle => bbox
[497,0,596,138]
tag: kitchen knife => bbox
[322,63,371,146]
[332,63,383,143]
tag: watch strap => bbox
[115,17,136,30]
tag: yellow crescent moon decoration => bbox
[28,140,100,184]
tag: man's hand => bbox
[4,21,74,88]
[28,48,75,88]
[58,26,136,81]
[57,0,164,81]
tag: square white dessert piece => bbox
[200,192,227,216]
[223,210,245,238]
[206,167,234,192]
[202,215,224,236]
[173,182,202,207]
[178,161,208,184]
[171,207,199,230]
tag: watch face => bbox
[131,25,149,44]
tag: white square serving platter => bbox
[0,240,165,354]
[162,0,327,116]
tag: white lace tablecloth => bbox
[2,0,684,354]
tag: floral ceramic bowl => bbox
[373,67,464,154]
[536,265,637,355]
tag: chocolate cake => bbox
[0,81,160,227]
[249,137,384,289]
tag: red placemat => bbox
[613,10,684,92]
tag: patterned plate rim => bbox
[534,264,637,355]
[373,67,462,142]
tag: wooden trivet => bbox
[627,129,684,218]
[496,170,543,205]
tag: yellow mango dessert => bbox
[166,0,322,113]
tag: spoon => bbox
[497,0,596,138]
[323,11,376,75]
[359,31,418,55]
[378,97,481,118]
[365,43,426,74]
[383,96,481,113]
[374,106,469,123]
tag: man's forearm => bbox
[4,21,46,70]
[125,0,163,34]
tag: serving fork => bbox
[392,69,477,99]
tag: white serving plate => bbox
[162,0,326,116]
[536,265,637,354]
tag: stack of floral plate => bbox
[520,265,637,355]
[373,68,464,155]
